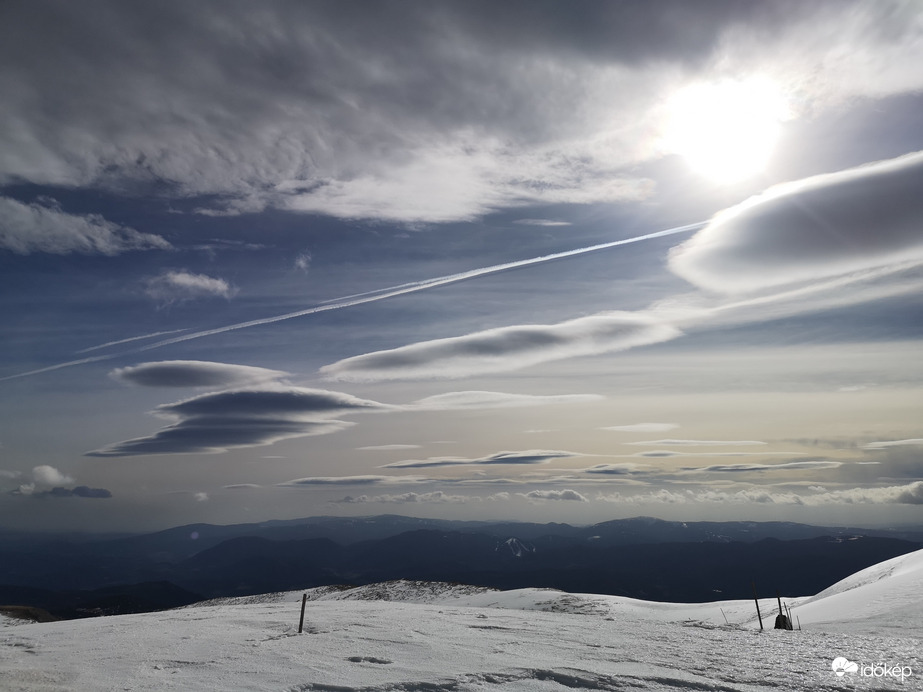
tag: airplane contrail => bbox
[1,221,705,381]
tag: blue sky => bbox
[1,1,922,532]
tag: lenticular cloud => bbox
[321,311,680,381]
[669,151,923,294]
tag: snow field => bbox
[1,550,921,691]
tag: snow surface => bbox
[1,550,921,691]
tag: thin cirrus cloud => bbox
[278,476,428,487]
[321,312,681,381]
[110,361,289,388]
[409,391,603,410]
[382,450,582,469]
[863,438,923,450]
[0,196,170,255]
[669,151,923,295]
[602,423,679,433]
[86,386,382,457]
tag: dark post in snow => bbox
[774,590,792,630]
[298,593,307,634]
[751,581,764,630]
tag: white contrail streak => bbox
[1,222,704,381]
[75,329,190,354]
[137,221,705,351]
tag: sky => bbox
[1,0,922,533]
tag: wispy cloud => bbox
[0,196,170,255]
[144,270,237,304]
[382,450,582,469]
[602,423,679,433]
[626,439,767,447]
[409,391,603,410]
[279,475,427,487]
[681,461,843,473]
[513,219,572,227]
[862,438,923,450]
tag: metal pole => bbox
[298,593,307,634]
[751,581,763,630]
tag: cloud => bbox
[32,465,74,487]
[144,270,237,304]
[520,489,589,502]
[602,423,679,433]
[669,151,923,294]
[410,391,604,410]
[683,461,843,473]
[358,444,422,451]
[321,312,681,381]
[0,196,170,255]
[597,481,923,506]
[627,439,767,447]
[2,4,923,224]
[583,463,649,476]
[110,361,288,388]
[863,438,923,450]
[11,466,111,499]
[279,475,426,487]
[383,450,581,469]
[513,219,572,227]
[337,490,480,504]
[87,385,382,456]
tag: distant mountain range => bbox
[2,514,921,619]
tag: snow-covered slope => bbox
[1,552,921,691]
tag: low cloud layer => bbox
[670,152,923,294]
[521,489,589,502]
[0,196,170,255]
[111,361,288,388]
[598,481,923,506]
[11,465,111,499]
[322,312,680,381]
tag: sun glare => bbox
[664,78,789,184]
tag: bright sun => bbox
[664,78,789,184]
